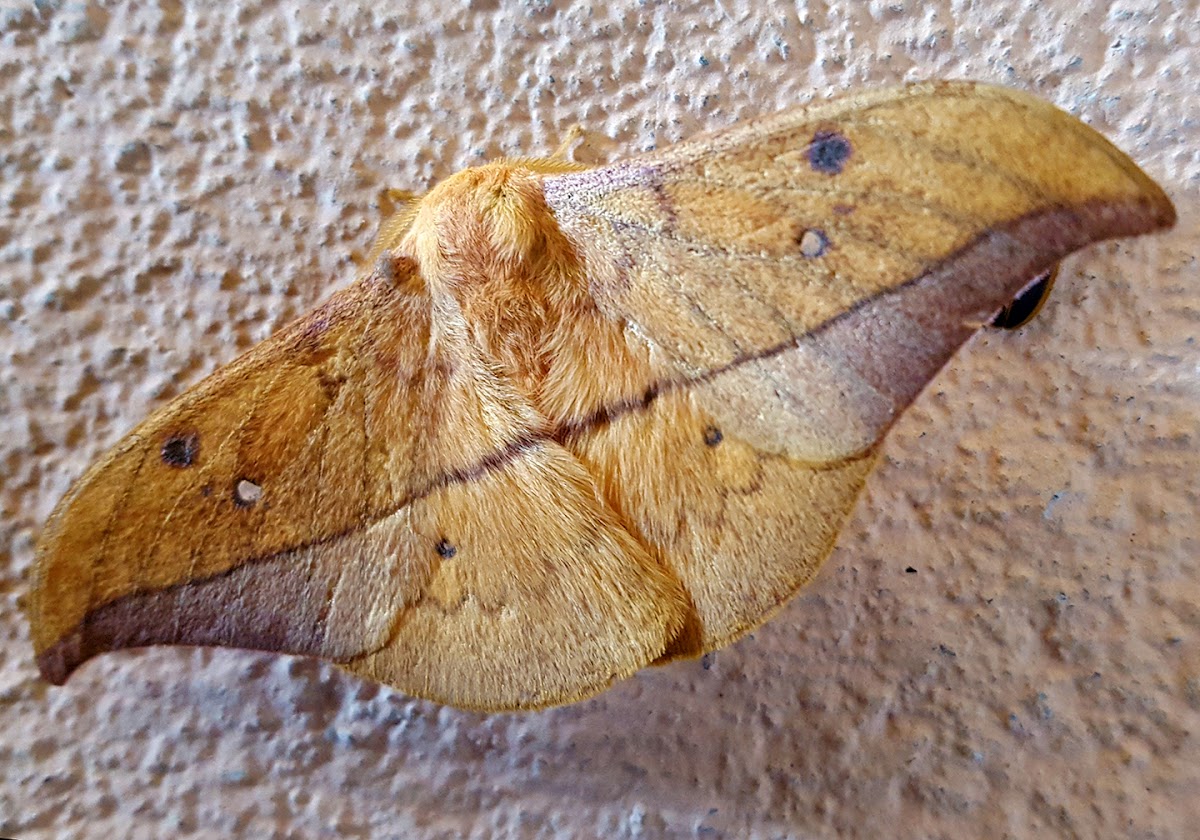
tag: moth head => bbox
[404,162,554,279]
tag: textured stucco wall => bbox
[1,2,1197,838]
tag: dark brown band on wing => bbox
[36,192,1176,685]
[37,552,339,684]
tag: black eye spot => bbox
[808,130,852,175]
[161,433,199,468]
[797,228,829,258]
[703,425,723,447]
[436,539,457,559]
[905,566,917,574]
[233,478,262,507]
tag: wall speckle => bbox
[1,1,1196,838]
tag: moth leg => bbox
[379,187,422,213]
[550,124,586,161]
[354,188,425,268]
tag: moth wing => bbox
[544,80,1175,462]
[32,270,398,676]
[543,81,1175,657]
[31,257,686,709]
[342,444,687,710]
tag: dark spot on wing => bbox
[436,539,457,559]
[161,433,199,468]
[703,425,723,447]
[808,130,852,175]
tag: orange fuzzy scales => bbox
[28,82,1175,711]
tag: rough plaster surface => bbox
[0,1,1196,838]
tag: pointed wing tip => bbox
[1149,189,1178,232]
[807,188,1177,456]
[34,633,82,686]
[907,79,1177,239]
[1093,188,1176,248]
[29,567,92,687]
[26,557,77,685]
[1114,151,1176,236]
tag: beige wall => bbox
[1,1,1196,837]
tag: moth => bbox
[27,82,1175,711]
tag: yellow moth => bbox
[27,81,1175,711]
